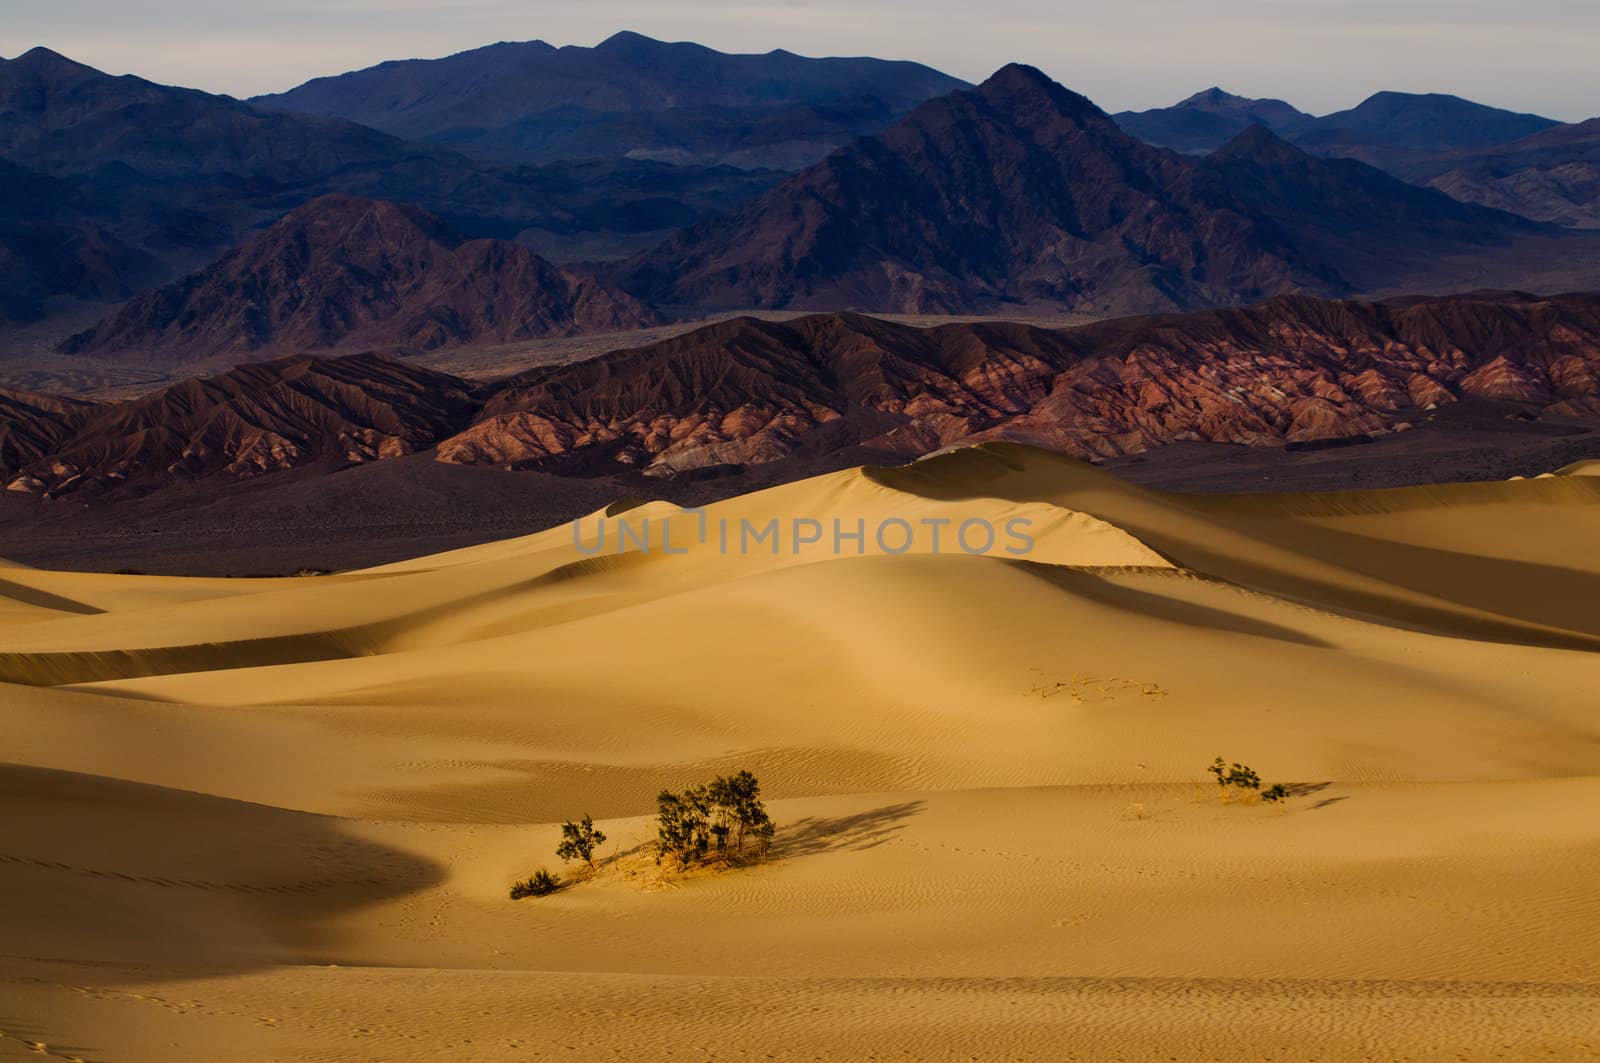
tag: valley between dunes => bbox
[3,443,1599,1061]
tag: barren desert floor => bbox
[3,443,1599,1061]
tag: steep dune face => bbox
[3,443,1600,1059]
[6,442,1600,746]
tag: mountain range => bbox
[8,291,1599,496]
[5,36,1600,373]
[1114,87,1598,227]
[251,31,969,169]
[615,65,1544,315]
[0,44,800,326]
[1114,87,1561,163]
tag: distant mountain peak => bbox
[977,62,1063,97]
[595,29,656,45]
[1178,86,1249,109]
[5,45,99,80]
[1212,122,1307,163]
[595,30,661,48]
[974,63,1105,120]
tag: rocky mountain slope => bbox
[0,387,101,474]
[617,65,1541,316]
[1114,85,1598,227]
[439,291,1600,474]
[252,31,968,169]
[0,47,783,329]
[11,291,1599,496]
[1423,119,1600,228]
[3,353,480,496]
[59,196,656,365]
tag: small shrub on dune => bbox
[656,770,774,869]
[1207,756,1261,794]
[509,868,561,899]
[556,814,607,870]
[1207,756,1292,806]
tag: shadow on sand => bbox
[1280,782,1348,810]
[774,801,924,859]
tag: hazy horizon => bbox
[4,1,1598,122]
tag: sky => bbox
[4,0,1599,121]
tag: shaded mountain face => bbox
[0,387,100,475]
[1113,88,1310,153]
[1294,92,1561,171]
[617,66,1538,316]
[0,46,435,184]
[1202,125,1536,288]
[1114,86,1596,230]
[59,195,657,366]
[0,48,784,328]
[0,159,157,322]
[1424,119,1600,229]
[3,353,482,496]
[12,292,1600,496]
[252,32,968,170]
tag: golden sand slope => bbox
[2,443,1598,1061]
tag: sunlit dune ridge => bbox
[3,442,1599,1061]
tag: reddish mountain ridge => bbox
[0,387,101,475]
[437,291,1600,474]
[59,195,657,366]
[10,291,1600,497]
[4,354,480,496]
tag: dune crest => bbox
[3,443,1599,1060]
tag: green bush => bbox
[1207,756,1261,792]
[1207,757,1295,805]
[657,770,774,868]
[556,814,607,868]
[509,868,561,899]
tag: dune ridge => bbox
[3,443,1598,1061]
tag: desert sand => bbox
[3,442,1599,1061]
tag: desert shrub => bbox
[1207,757,1296,805]
[509,868,561,899]
[657,770,774,867]
[1207,756,1261,792]
[655,785,713,866]
[556,814,607,868]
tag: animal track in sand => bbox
[0,850,392,894]
[1024,669,1168,702]
[0,1024,89,1062]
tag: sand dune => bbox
[3,443,1598,1060]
